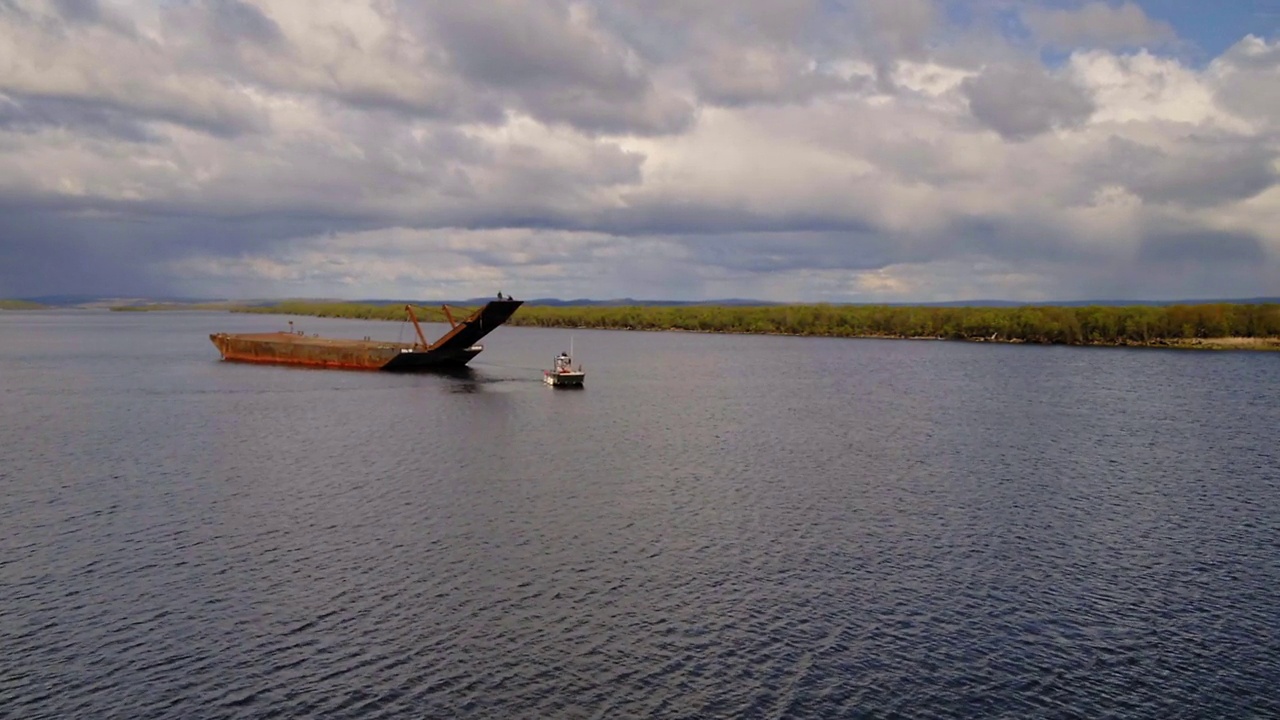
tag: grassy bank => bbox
[0,299,45,310]
[230,301,1280,350]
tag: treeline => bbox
[234,301,461,324]
[0,299,45,310]
[232,301,1280,347]
[511,303,1280,344]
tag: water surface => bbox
[2,310,1278,718]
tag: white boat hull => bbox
[544,371,585,387]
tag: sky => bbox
[1,0,1279,302]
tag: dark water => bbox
[2,310,1278,719]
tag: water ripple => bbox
[2,313,1279,718]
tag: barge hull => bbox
[210,299,523,372]
[209,333,402,370]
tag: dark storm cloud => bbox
[962,64,1096,140]
[0,221,135,297]
[0,199,379,297]
[120,94,262,138]
[1097,136,1279,208]
[1137,229,1266,265]
[590,202,881,237]
[678,230,900,274]
[0,94,155,142]
[318,85,498,123]
[941,215,1105,264]
[618,210,1104,277]
[0,204,193,297]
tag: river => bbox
[2,309,1278,718]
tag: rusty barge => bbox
[209,298,523,371]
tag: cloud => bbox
[0,0,1277,302]
[1094,136,1279,208]
[599,0,863,107]
[1209,35,1280,128]
[391,1,696,134]
[0,0,268,136]
[203,0,284,46]
[857,0,939,60]
[1023,1,1177,50]
[1137,228,1266,266]
[0,94,156,141]
[961,63,1096,140]
[51,0,101,24]
[687,44,854,107]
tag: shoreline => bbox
[230,306,1280,352]
[96,302,1280,351]
[507,324,1280,351]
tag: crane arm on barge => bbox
[405,304,433,349]
[404,303,469,350]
